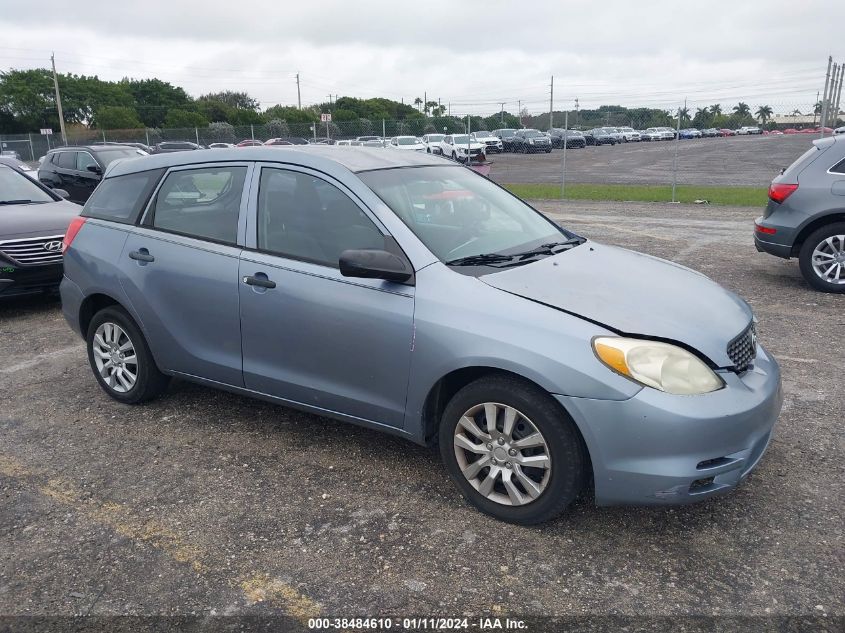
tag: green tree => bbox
[710,103,722,116]
[207,121,235,142]
[413,97,423,112]
[0,69,58,131]
[125,78,191,127]
[755,105,773,125]
[163,109,208,128]
[733,102,751,117]
[263,104,317,123]
[266,118,290,138]
[199,91,259,111]
[195,97,232,123]
[93,106,143,129]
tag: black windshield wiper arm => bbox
[0,200,36,205]
[512,237,585,260]
[445,253,515,267]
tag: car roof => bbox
[105,146,450,178]
[48,145,137,153]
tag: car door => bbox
[238,164,415,428]
[119,162,252,386]
[75,151,104,201]
[52,151,79,197]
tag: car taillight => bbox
[62,217,87,253]
[768,183,798,204]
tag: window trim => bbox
[139,162,253,247]
[245,162,393,271]
[81,167,165,225]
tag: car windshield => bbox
[359,165,579,265]
[497,130,516,137]
[0,166,55,204]
[522,130,543,138]
[452,135,471,143]
[397,137,418,145]
[94,149,144,166]
[427,135,444,142]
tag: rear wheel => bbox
[798,222,845,293]
[439,375,586,524]
[86,306,170,403]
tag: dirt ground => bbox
[0,199,842,632]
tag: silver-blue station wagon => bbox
[60,148,782,524]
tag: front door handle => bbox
[243,275,276,289]
[128,249,155,263]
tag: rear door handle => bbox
[243,275,276,289]
[128,249,155,263]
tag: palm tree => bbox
[733,102,751,117]
[678,106,690,125]
[755,105,773,125]
[710,104,722,116]
[413,97,423,112]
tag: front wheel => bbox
[86,306,170,403]
[798,222,845,293]
[439,375,586,524]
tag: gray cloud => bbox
[0,0,838,115]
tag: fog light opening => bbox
[689,477,715,492]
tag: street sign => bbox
[320,113,332,123]
[39,128,53,135]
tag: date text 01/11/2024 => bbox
[307,617,528,630]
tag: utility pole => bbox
[499,102,505,124]
[820,56,832,137]
[549,76,554,130]
[671,99,685,204]
[50,52,67,144]
[424,91,427,116]
[448,102,451,117]
[833,62,845,126]
[574,97,579,128]
[296,73,302,109]
[813,90,820,126]
[518,100,522,127]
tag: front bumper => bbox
[0,262,63,298]
[556,344,782,506]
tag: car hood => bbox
[480,242,752,368]
[452,142,486,150]
[0,199,81,240]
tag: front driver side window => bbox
[257,168,385,268]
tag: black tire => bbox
[451,151,458,162]
[86,306,170,404]
[798,222,845,293]
[439,374,586,525]
[545,148,552,153]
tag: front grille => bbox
[0,235,64,266]
[485,140,498,146]
[727,322,757,372]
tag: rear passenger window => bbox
[57,152,76,169]
[257,168,384,267]
[82,169,163,224]
[151,166,246,244]
[831,158,845,174]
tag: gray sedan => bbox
[60,148,782,524]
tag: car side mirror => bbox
[86,164,102,175]
[52,188,70,199]
[339,249,413,284]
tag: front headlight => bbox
[593,337,723,395]
[458,148,467,154]
[529,139,535,144]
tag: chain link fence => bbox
[2,104,839,204]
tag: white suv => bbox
[421,134,445,154]
[440,134,486,162]
[471,131,503,153]
[617,127,641,142]
[737,126,762,135]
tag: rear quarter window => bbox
[830,157,845,174]
[82,169,164,224]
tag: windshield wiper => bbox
[0,199,38,205]
[512,237,585,260]
[445,253,516,267]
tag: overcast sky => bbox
[0,0,840,116]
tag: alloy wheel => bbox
[811,234,845,285]
[453,402,551,506]
[92,322,138,393]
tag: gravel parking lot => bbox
[1,200,842,630]
[489,135,816,187]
